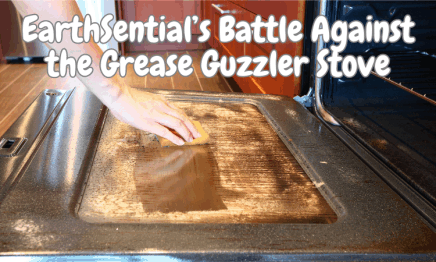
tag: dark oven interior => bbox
[319,1,436,206]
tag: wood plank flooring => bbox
[0,50,233,137]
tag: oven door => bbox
[0,87,435,260]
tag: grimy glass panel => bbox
[78,102,337,224]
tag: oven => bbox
[306,0,436,228]
[0,0,436,260]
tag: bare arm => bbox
[12,0,200,145]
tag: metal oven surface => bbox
[78,102,336,224]
[0,88,435,259]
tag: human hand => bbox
[108,87,201,146]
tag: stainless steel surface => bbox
[0,1,49,58]
[79,102,336,224]
[0,89,72,200]
[313,0,341,126]
[371,71,436,106]
[0,88,435,258]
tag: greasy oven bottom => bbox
[79,102,337,224]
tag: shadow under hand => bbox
[133,146,227,213]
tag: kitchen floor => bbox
[0,50,233,137]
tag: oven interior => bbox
[319,1,436,207]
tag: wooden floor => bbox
[0,50,233,137]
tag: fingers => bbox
[136,120,186,146]
[137,95,200,140]
[161,103,201,139]
[152,111,194,143]
[110,91,200,146]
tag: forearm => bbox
[12,0,126,107]
[12,0,201,145]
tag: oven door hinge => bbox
[293,87,314,108]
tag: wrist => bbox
[94,78,128,109]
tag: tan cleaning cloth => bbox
[156,121,210,147]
